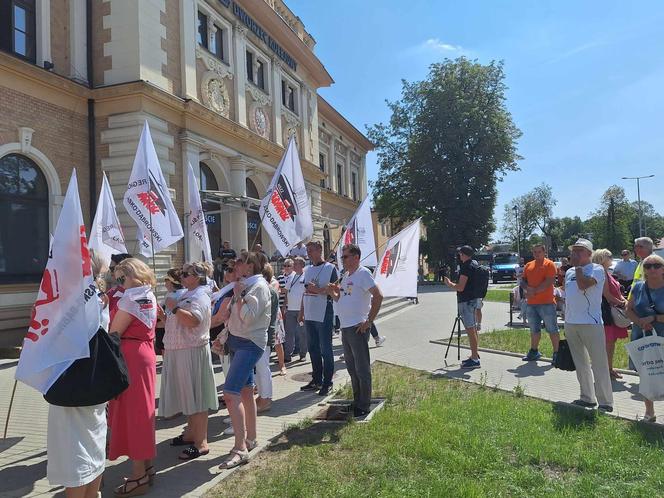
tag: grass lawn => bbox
[484,288,511,303]
[461,328,630,370]
[214,363,663,498]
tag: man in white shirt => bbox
[298,241,338,395]
[564,238,613,412]
[285,257,307,361]
[289,241,308,258]
[329,243,383,417]
[613,249,638,287]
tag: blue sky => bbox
[287,0,664,237]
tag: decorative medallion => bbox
[200,74,230,118]
[250,105,270,139]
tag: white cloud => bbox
[421,38,464,53]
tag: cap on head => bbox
[457,245,474,257]
[569,238,593,253]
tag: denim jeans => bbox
[527,303,559,334]
[305,303,334,386]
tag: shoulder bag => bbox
[44,327,130,407]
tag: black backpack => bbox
[470,261,490,299]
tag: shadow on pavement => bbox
[506,362,554,378]
[0,457,48,497]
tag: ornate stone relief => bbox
[197,48,234,80]
[246,86,272,139]
[334,142,347,155]
[350,151,361,164]
[200,73,231,118]
[282,111,300,147]
[318,130,330,145]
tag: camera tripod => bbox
[444,314,464,361]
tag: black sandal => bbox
[178,445,210,460]
[113,473,150,497]
[170,435,194,446]
[145,466,156,486]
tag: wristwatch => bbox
[171,306,180,315]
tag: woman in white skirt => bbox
[160,261,219,460]
[47,251,107,498]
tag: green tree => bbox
[549,216,585,253]
[626,201,664,245]
[502,183,557,255]
[585,186,632,252]
[369,58,522,265]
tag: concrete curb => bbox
[428,339,638,377]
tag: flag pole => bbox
[143,129,157,274]
[3,380,18,439]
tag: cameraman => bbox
[445,246,481,368]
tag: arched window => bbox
[245,177,260,199]
[199,162,218,191]
[323,224,330,257]
[245,178,262,247]
[0,154,49,284]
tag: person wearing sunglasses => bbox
[625,254,664,422]
[328,243,383,418]
[160,262,218,461]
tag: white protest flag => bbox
[123,121,183,257]
[15,170,101,393]
[89,172,127,267]
[337,195,377,269]
[260,136,313,256]
[373,218,421,297]
[186,161,212,262]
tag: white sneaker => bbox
[339,353,344,360]
[223,425,234,435]
[375,336,386,347]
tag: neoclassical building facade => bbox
[0,0,372,346]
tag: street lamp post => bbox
[512,205,520,256]
[622,175,655,237]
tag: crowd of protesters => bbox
[45,239,386,497]
[447,236,663,418]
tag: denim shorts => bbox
[224,334,264,395]
[526,303,559,334]
[458,299,481,329]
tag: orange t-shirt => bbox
[523,258,556,305]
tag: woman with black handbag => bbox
[46,251,108,498]
[107,258,158,496]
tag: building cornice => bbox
[321,188,361,211]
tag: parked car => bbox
[492,252,520,284]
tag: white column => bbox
[232,24,248,127]
[272,60,283,145]
[36,0,51,68]
[329,136,337,193]
[345,148,352,200]
[229,157,248,250]
[179,0,197,99]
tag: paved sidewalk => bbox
[0,348,350,498]
[370,290,658,424]
[2,288,656,497]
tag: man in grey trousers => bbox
[329,243,383,418]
